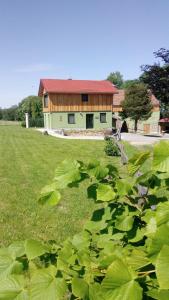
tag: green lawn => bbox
[0,125,138,247]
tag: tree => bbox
[141,48,169,106]
[17,96,42,121]
[122,79,140,89]
[122,83,153,132]
[1,105,18,121]
[0,108,2,120]
[107,71,124,88]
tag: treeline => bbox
[0,96,43,126]
[0,105,18,121]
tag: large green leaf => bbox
[0,275,28,300]
[54,160,81,188]
[38,184,61,206]
[128,151,150,175]
[155,202,169,226]
[126,249,150,271]
[8,242,25,258]
[87,161,109,180]
[147,223,169,260]
[116,178,134,196]
[30,265,67,300]
[147,288,169,300]
[156,245,169,289]
[71,231,90,250]
[115,215,134,232]
[89,283,106,300]
[153,141,169,172]
[72,278,89,299]
[84,219,107,233]
[97,184,116,202]
[0,250,23,279]
[25,240,47,260]
[102,259,142,300]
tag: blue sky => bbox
[0,0,169,108]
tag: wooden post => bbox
[25,113,29,128]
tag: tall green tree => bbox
[122,83,153,132]
[17,96,42,121]
[141,48,169,107]
[107,71,124,88]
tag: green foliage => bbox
[29,117,44,128]
[0,95,43,123]
[0,141,169,299]
[104,138,121,156]
[21,117,44,128]
[141,48,169,106]
[107,71,124,88]
[17,95,43,121]
[0,105,18,121]
[122,79,140,89]
[153,141,169,172]
[122,82,153,132]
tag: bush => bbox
[104,138,121,156]
[104,135,111,141]
[21,120,26,127]
[21,118,44,128]
[29,117,44,128]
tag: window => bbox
[44,94,48,108]
[82,94,88,102]
[68,113,75,124]
[100,113,107,123]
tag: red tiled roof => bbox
[38,79,117,96]
[113,89,159,106]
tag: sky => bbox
[0,0,169,108]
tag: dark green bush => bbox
[21,120,26,127]
[21,118,44,128]
[104,135,111,141]
[29,117,44,128]
[104,138,121,156]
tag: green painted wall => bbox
[44,111,112,130]
[114,111,160,133]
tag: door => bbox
[144,124,150,134]
[86,114,94,129]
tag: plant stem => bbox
[138,270,155,277]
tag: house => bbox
[112,90,160,134]
[38,79,117,131]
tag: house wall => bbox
[44,111,112,130]
[43,93,113,112]
[114,111,160,133]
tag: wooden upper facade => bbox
[38,79,117,113]
[43,93,114,112]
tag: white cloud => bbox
[15,63,53,73]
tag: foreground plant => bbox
[0,141,169,299]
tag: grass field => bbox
[0,125,139,247]
[0,120,20,126]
